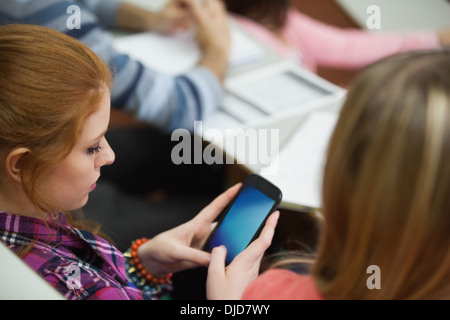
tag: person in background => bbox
[0,24,278,300]
[0,0,230,131]
[210,49,450,300]
[0,0,232,251]
[225,0,450,75]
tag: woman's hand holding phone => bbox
[137,183,242,278]
[206,210,280,300]
[137,175,281,299]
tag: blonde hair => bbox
[0,24,112,217]
[312,50,450,299]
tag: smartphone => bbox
[203,174,282,265]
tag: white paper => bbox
[227,70,330,115]
[260,112,338,209]
[113,30,200,75]
[112,22,265,75]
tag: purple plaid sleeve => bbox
[0,212,150,300]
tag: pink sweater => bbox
[233,9,440,72]
[242,269,323,300]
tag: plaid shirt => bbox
[0,211,150,300]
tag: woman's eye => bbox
[87,146,102,155]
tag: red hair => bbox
[0,24,112,216]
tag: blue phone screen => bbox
[207,185,276,264]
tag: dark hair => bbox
[224,0,289,31]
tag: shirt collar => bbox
[0,211,71,245]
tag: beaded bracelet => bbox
[124,237,173,299]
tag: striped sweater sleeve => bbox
[0,0,223,132]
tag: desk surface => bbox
[0,242,64,300]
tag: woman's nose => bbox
[98,139,115,167]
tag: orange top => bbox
[242,269,323,300]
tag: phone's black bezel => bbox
[202,174,282,259]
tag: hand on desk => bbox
[117,0,231,82]
[184,0,231,81]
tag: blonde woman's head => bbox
[314,50,450,299]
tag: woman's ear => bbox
[5,148,31,183]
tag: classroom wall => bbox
[337,0,450,31]
[292,0,450,86]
